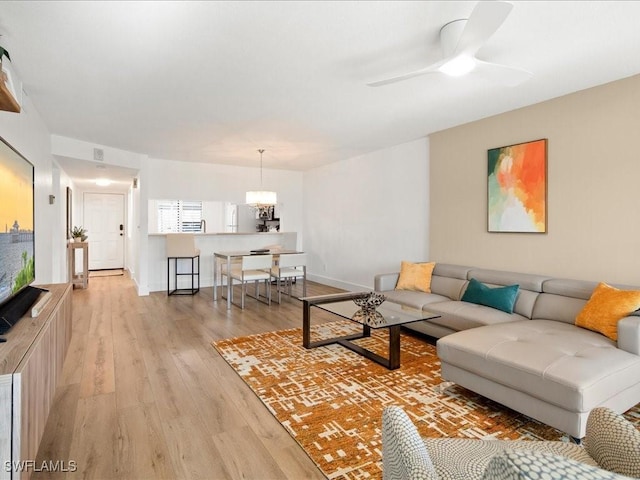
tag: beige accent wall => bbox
[430,74,640,285]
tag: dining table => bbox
[213,249,302,309]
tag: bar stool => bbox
[271,253,307,303]
[166,233,200,295]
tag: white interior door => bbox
[84,193,125,270]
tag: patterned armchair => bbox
[382,406,640,480]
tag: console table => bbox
[68,242,88,289]
[0,284,72,479]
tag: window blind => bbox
[157,200,202,233]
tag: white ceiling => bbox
[2,1,640,180]
[53,155,140,192]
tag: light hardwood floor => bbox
[33,273,344,480]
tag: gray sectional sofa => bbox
[374,263,640,438]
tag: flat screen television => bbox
[0,135,36,334]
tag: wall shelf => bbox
[0,69,20,113]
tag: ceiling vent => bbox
[93,147,104,161]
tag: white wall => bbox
[147,232,298,293]
[303,138,429,291]
[140,157,304,294]
[51,135,146,171]
[50,135,305,295]
[55,165,73,280]
[133,159,148,294]
[0,93,65,284]
[145,157,304,241]
[51,135,146,289]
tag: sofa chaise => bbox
[374,263,640,438]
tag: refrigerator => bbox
[224,203,257,233]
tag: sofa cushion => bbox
[466,268,549,319]
[467,268,550,293]
[510,289,540,320]
[433,263,473,280]
[542,278,599,300]
[575,282,640,341]
[532,292,587,324]
[384,290,450,310]
[396,261,436,293]
[481,450,633,480]
[423,300,527,332]
[437,320,640,412]
[542,278,640,299]
[461,278,520,314]
[618,315,640,356]
[430,275,469,301]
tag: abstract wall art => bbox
[488,139,547,233]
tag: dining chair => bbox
[227,254,273,309]
[271,253,307,303]
[166,233,200,295]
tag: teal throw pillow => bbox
[461,278,520,314]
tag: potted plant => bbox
[71,226,88,242]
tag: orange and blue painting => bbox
[488,139,547,233]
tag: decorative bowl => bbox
[353,292,386,310]
[352,309,386,326]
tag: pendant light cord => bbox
[258,149,265,187]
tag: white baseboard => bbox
[305,273,371,293]
[145,273,369,295]
[148,274,214,294]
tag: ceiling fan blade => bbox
[367,62,443,87]
[453,1,514,56]
[474,60,532,87]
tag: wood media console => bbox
[0,284,72,480]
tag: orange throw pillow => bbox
[395,261,435,293]
[575,282,640,341]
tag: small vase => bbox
[74,237,82,243]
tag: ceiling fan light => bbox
[439,55,476,77]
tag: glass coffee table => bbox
[302,292,440,370]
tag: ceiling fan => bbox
[367,1,532,87]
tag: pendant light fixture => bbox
[246,148,277,207]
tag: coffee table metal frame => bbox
[302,292,439,370]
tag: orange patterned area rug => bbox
[212,322,640,479]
